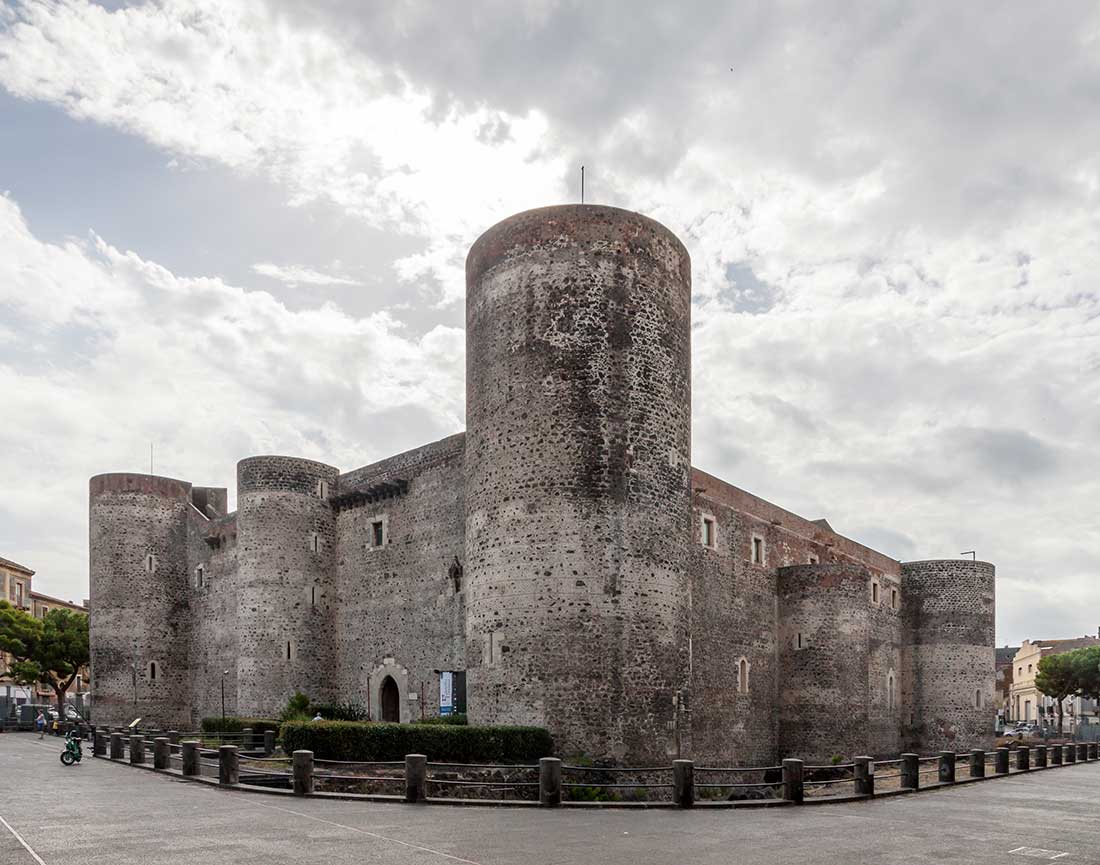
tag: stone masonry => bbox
[89,204,996,764]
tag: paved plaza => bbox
[1,733,1099,864]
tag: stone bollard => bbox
[182,741,200,776]
[264,729,276,756]
[405,754,427,803]
[1077,743,1088,762]
[900,753,920,790]
[110,732,124,760]
[1050,744,1062,765]
[969,749,985,778]
[782,758,804,804]
[154,737,170,770]
[242,728,253,752]
[672,759,694,809]
[129,735,145,765]
[93,729,107,757]
[218,745,239,786]
[854,756,874,796]
[938,751,955,784]
[1017,747,1030,771]
[1034,746,1047,768]
[539,757,562,807]
[1066,744,1077,764]
[292,750,314,796]
[994,747,1010,774]
[168,730,180,745]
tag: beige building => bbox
[1008,635,1100,730]
[1,555,90,714]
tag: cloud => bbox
[251,262,360,287]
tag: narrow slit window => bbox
[371,520,385,548]
[975,689,982,709]
[195,565,205,589]
[145,553,156,573]
[871,580,880,604]
[796,633,803,650]
[317,479,329,499]
[890,587,898,610]
[311,585,316,606]
[286,641,293,661]
[887,674,895,709]
[148,661,158,681]
[751,537,765,565]
[738,658,750,694]
[701,516,716,548]
[308,532,320,553]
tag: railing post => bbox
[182,741,200,776]
[264,729,276,756]
[1034,745,1048,768]
[1050,744,1063,766]
[129,735,145,765]
[854,756,874,796]
[288,749,312,795]
[93,728,107,757]
[241,727,253,752]
[1066,744,1077,764]
[539,757,562,807]
[994,747,1009,774]
[782,758,804,804]
[154,737,170,770]
[1016,746,1030,771]
[900,753,919,789]
[969,749,985,778]
[938,751,955,784]
[218,745,239,786]
[109,732,124,760]
[405,754,427,803]
[168,730,180,745]
[672,759,695,808]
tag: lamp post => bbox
[221,669,229,731]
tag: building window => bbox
[144,554,156,573]
[286,641,294,661]
[795,633,805,650]
[737,657,750,694]
[1027,664,1032,673]
[371,519,385,549]
[751,536,765,565]
[890,588,898,610]
[807,554,819,565]
[975,689,982,709]
[195,565,205,589]
[148,661,158,681]
[40,606,48,618]
[15,581,23,607]
[1018,666,1023,677]
[308,532,320,553]
[871,579,880,605]
[701,515,716,549]
[317,479,329,499]
[310,585,316,607]
[887,673,896,709]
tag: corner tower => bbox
[464,204,693,761]
[89,473,193,728]
[902,559,996,752]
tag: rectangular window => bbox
[871,581,880,604]
[371,520,385,548]
[15,582,23,607]
[309,532,320,553]
[311,585,316,606]
[701,516,716,548]
[751,537,764,565]
[796,633,804,650]
[144,554,156,573]
[890,588,898,610]
[317,479,329,499]
[195,565,205,589]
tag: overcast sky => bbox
[1,1,1098,646]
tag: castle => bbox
[89,205,996,764]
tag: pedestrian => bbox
[312,712,323,722]
[35,711,46,739]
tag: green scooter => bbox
[60,731,83,765]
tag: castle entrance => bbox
[380,675,400,722]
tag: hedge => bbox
[201,716,281,735]
[280,720,553,763]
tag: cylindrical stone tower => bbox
[902,559,995,753]
[464,204,693,762]
[236,456,339,717]
[89,474,193,728]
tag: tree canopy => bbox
[1035,645,1100,727]
[0,599,89,715]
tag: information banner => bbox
[440,671,454,716]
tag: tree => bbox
[0,600,89,717]
[1035,652,1078,733]
[1071,645,1100,706]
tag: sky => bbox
[1,0,1098,646]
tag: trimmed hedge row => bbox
[201,716,281,735]
[280,720,553,763]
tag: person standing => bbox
[35,711,46,739]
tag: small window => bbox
[737,657,750,694]
[144,553,156,573]
[751,536,765,565]
[890,587,898,610]
[1018,666,1023,676]
[40,606,48,617]
[310,585,316,607]
[701,516,716,549]
[887,673,896,709]
[195,565,205,589]
[286,641,294,661]
[371,520,385,549]
[871,579,880,604]
[795,633,805,650]
[148,661,158,681]
[1028,664,1032,673]
[975,689,982,709]
[308,532,320,553]
[317,479,329,499]
[807,554,819,565]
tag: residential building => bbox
[1008,635,1100,731]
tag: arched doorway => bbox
[380,675,400,722]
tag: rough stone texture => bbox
[464,204,693,763]
[902,560,996,753]
[88,203,997,764]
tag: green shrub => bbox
[200,716,281,735]
[309,700,369,721]
[280,692,312,722]
[416,713,468,726]
[280,720,553,763]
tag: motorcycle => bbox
[60,731,83,765]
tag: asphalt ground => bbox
[1,733,1098,864]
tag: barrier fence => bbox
[86,729,1100,809]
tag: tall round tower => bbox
[902,559,996,752]
[89,473,193,728]
[236,456,339,717]
[464,204,693,762]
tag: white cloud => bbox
[251,262,359,287]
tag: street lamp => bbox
[221,669,229,732]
